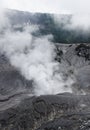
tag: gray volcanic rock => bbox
[63,44,90,67]
[53,44,90,95]
[75,44,90,60]
[0,43,90,130]
[0,93,90,130]
[0,54,33,111]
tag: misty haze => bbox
[0,1,90,130]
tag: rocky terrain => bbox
[0,43,90,130]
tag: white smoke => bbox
[53,14,90,31]
[0,8,74,96]
[66,14,90,31]
[0,30,73,95]
[0,5,10,31]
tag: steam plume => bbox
[53,14,90,31]
[0,9,74,96]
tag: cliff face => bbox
[0,43,90,130]
[5,9,90,43]
[55,43,90,93]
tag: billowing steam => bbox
[53,14,90,31]
[0,8,74,96]
[0,30,73,95]
[0,5,10,31]
[66,14,90,31]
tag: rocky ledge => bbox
[0,93,90,130]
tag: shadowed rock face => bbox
[0,43,90,130]
[75,44,90,60]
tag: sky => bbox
[1,0,90,14]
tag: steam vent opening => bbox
[0,2,90,129]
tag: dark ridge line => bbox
[0,92,27,102]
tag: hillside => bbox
[6,9,90,43]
